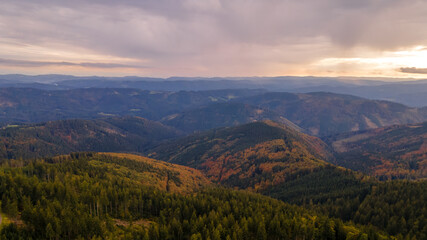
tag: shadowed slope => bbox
[0,116,181,159]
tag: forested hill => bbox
[0,152,388,239]
[0,116,181,159]
[148,121,371,207]
[325,121,427,180]
[93,152,212,193]
[235,92,427,136]
[149,121,427,239]
[148,121,345,192]
[161,102,303,133]
[0,88,264,125]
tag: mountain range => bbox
[0,88,264,125]
[234,92,427,136]
[1,87,426,137]
[2,74,427,107]
[0,75,426,239]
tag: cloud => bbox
[0,58,142,69]
[1,0,427,76]
[399,67,427,74]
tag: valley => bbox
[2,1,427,238]
[0,80,426,239]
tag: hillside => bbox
[236,92,427,136]
[0,88,264,125]
[149,121,374,209]
[161,102,302,133]
[311,179,427,238]
[0,152,385,239]
[326,121,427,179]
[0,116,181,159]
[148,121,365,196]
[73,152,211,193]
[148,122,426,238]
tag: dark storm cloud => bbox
[399,67,427,74]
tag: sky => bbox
[1,0,427,78]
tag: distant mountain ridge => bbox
[161,102,303,133]
[2,74,427,106]
[161,92,427,136]
[1,87,426,136]
[0,88,264,125]
[235,92,427,136]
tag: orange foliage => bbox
[196,138,328,192]
[99,153,212,193]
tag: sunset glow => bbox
[1,0,427,78]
